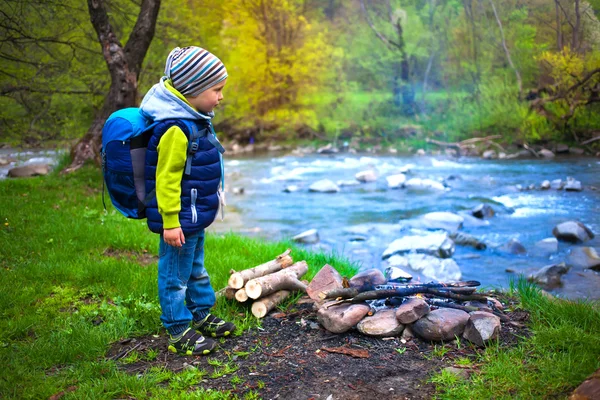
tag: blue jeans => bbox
[158,229,216,336]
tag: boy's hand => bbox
[164,227,185,247]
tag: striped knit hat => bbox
[164,46,228,97]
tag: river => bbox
[210,153,600,300]
[3,148,599,300]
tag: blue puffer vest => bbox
[145,119,222,235]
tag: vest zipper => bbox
[191,188,198,224]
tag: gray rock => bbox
[357,310,404,337]
[449,231,487,250]
[309,179,340,193]
[292,229,319,244]
[317,144,339,154]
[552,221,594,243]
[555,144,569,154]
[539,149,555,158]
[551,179,564,190]
[8,164,50,178]
[336,179,361,187]
[283,185,300,193]
[531,238,558,257]
[564,177,583,192]
[419,212,464,233]
[482,150,497,159]
[458,212,491,228]
[463,311,501,347]
[412,309,470,341]
[540,180,551,190]
[396,298,430,324]
[386,174,406,189]
[384,266,413,282]
[387,254,462,282]
[471,204,495,219]
[416,149,426,156]
[498,152,507,159]
[317,302,371,333]
[382,232,455,259]
[401,325,415,340]
[0,157,10,166]
[569,147,585,155]
[355,170,378,183]
[404,178,446,192]
[567,247,600,270]
[528,262,570,288]
[500,238,527,255]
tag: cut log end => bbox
[235,288,249,302]
[251,302,268,318]
[228,274,245,290]
[245,280,262,299]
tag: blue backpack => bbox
[101,108,204,219]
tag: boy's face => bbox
[187,79,227,114]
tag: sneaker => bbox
[168,328,216,356]
[193,314,236,338]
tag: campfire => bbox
[222,250,507,346]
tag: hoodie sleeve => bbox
[156,126,188,229]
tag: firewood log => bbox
[245,261,308,299]
[216,287,237,300]
[235,288,249,302]
[228,249,293,289]
[251,290,291,318]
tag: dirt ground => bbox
[107,299,529,400]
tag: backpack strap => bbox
[182,120,206,176]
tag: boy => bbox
[139,46,235,356]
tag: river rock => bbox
[404,178,446,191]
[416,149,426,156]
[531,238,559,257]
[317,144,338,154]
[419,212,464,232]
[292,229,319,244]
[412,309,470,341]
[553,221,594,243]
[0,157,10,166]
[540,180,551,190]
[337,179,360,187]
[317,302,371,334]
[444,367,470,380]
[482,150,497,159]
[564,177,583,192]
[283,185,300,193]
[384,266,413,282]
[463,311,501,347]
[306,264,344,301]
[355,170,378,183]
[8,164,50,178]
[382,232,455,259]
[567,247,600,270]
[396,298,430,324]
[471,204,495,219]
[568,367,600,400]
[551,179,565,190]
[539,149,555,158]
[449,231,487,250]
[555,144,569,154]
[309,179,340,193]
[528,262,570,288]
[357,310,404,337]
[388,254,462,281]
[348,269,387,290]
[458,212,491,228]
[499,238,527,255]
[569,147,585,155]
[386,174,406,189]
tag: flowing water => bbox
[212,153,600,300]
[3,148,599,300]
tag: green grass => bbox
[431,279,600,399]
[0,160,357,399]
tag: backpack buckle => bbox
[190,141,199,153]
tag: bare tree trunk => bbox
[488,0,522,99]
[554,0,563,51]
[63,0,161,173]
[572,0,580,51]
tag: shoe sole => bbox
[167,344,214,356]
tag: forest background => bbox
[1,0,599,159]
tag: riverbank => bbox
[1,163,599,399]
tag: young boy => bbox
[139,46,235,356]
